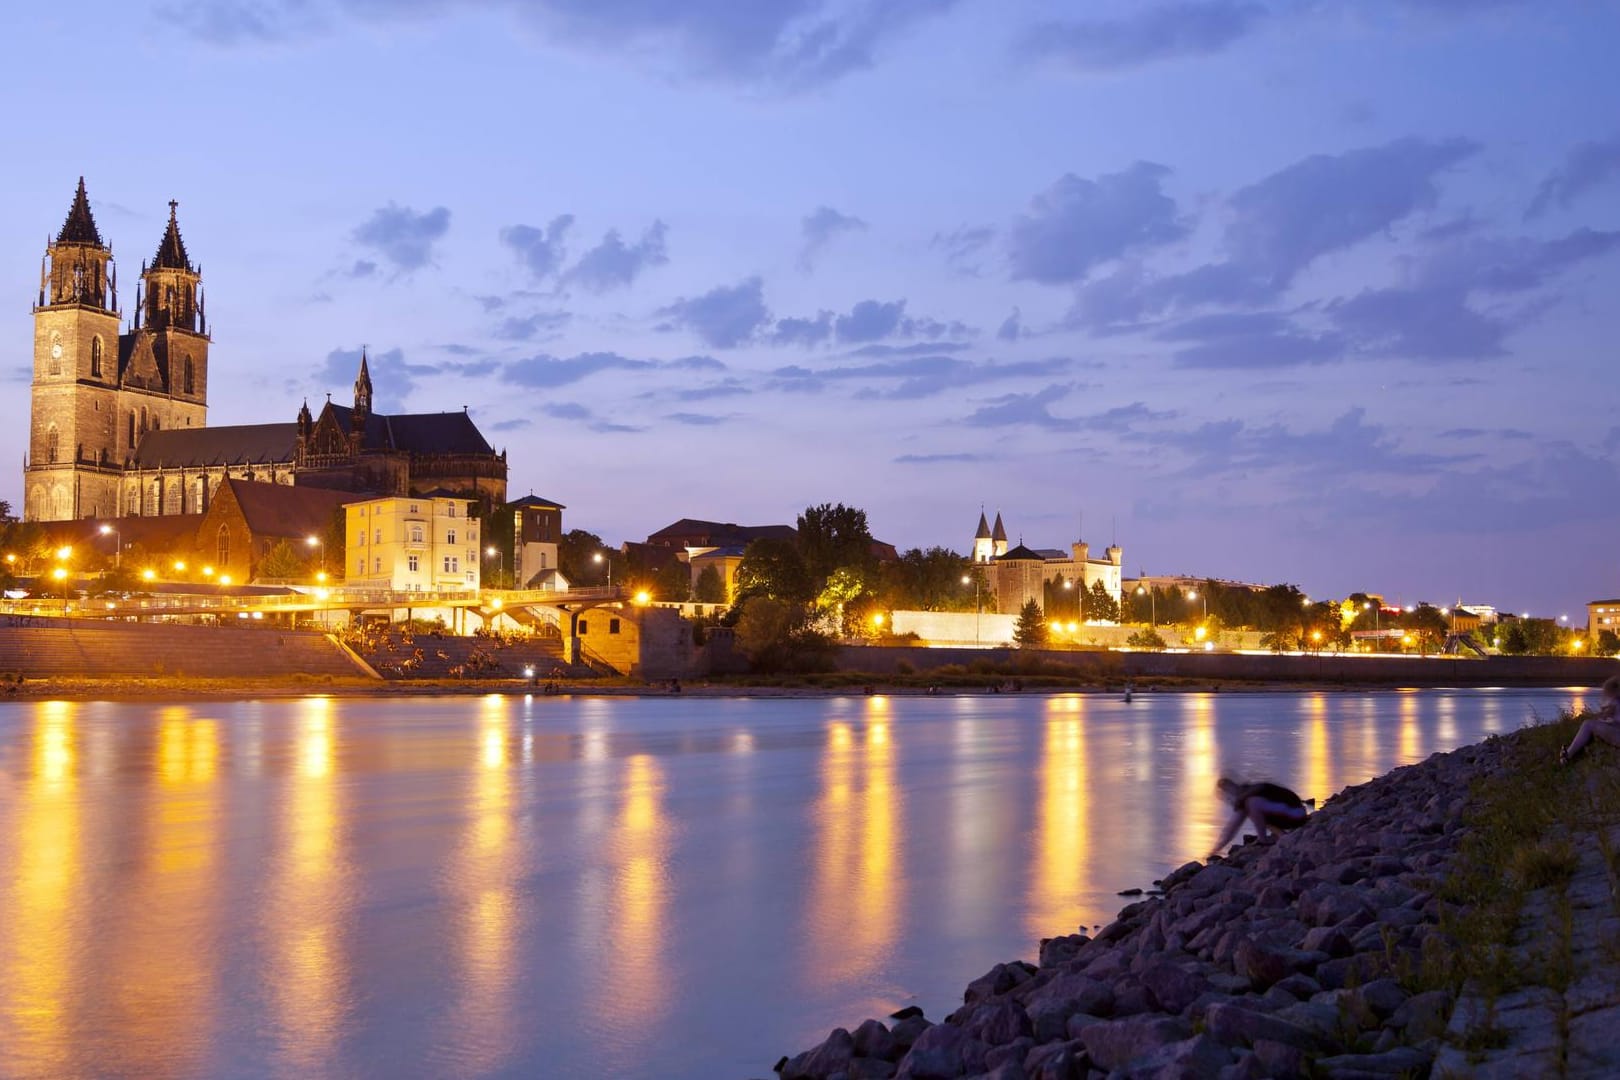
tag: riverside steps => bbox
[774,710,1620,1079]
[0,616,369,680]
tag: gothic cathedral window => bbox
[184,356,195,395]
[217,525,230,567]
[91,336,103,377]
[46,425,58,463]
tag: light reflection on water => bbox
[0,687,1596,1079]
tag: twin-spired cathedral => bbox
[23,179,507,523]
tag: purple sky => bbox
[4,1,1618,616]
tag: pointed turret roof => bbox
[57,177,104,247]
[975,511,991,540]
[151,200,193,271]
[355,350,373,396]
[992,512,1007,543]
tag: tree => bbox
[1126,627,1167,650]
[559,529,607,584]
[1014,599,1047,647]
[652,560,690,602]
[1398,604,1448,655]
[1599,629,1620,657]
[734,537,814,606]
[795,503,874,586]
[693,564,727,604]
[734,596,833,672]
[0,500,14,524]
[815,565,872,634]
[1086,579,1120,623]
[257,540,304,581]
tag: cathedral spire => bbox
[56,177,105,248]
[152,200,193,271]
[353,349,373,418]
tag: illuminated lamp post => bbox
[1135,583,1156,627]
[593,550,613,588]
[485,545,504,588]
[98,523,121,568]
[306,534,325,578]
[962,573,981,646]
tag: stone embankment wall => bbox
[773,722,1620,1079]
[0,616,369,679]
[836,643,1616,687]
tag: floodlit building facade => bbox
[345,494,481,592]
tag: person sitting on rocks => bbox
[1559,675,1620,765]
[1208,777,1309,858]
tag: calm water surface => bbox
[0,688,1594,1078]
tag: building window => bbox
[446,504,457,518]
[217,525,229,566]
[128,412,135,447]
[374,528,381,544]
[443,556,459,573]
[410,525,423,544]
[357,557,365,575]
[466,571,474,584]
[46,425,58,463]
[184,356,195,394]
[609,619,621,635]
[407,555,419,572]
[374,557,381,574]
[408,503,418,513]
[579,619,589,635]
[91,337,103,377]
[358,531,365,547]
[447,529,457,545]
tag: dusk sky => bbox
[4,1,1618,615]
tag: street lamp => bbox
[306,534,324,576]
[962,573,982,646]
[1186,587,1207,622]
[593,550,613,588]
[98,523,121,568]
[485,545,504,588]
[1135,583,1156,627]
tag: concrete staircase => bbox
[346,628,594,680]
[0,616,371,679]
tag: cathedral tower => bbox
[26,179,123,520]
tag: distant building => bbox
[501,494,566,588]
[344,493,481,592]
[23,179,506,522]
[1589,599,1620,640]
[199,478,361,583]
[972,511,1123,616]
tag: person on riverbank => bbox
[1209,777,1309,858]
[1558,676,1620,765]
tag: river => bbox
[0,687,1594,1078]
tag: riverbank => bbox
[773,709,1620,1079]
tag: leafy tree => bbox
[652,560,690,602]
[1086,578,1120,623]
[693,564,727,604]
[734,537,815,605]
[257,540,305,581]
[1598,629,1620,657]
[734,596,832,672]
[880,547,970,611]
[92,564,139,596]
[815,564,872,633]
[321,508,346,581]
[1013,599,1047,647]
[0,500,14,524]
[559,529,607,584]
[1496,617,1562,656]
[1125,627,1167,650]
[1398,604,1448,654]
[795,503,874,586]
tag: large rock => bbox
[853,1018,899,1061]
[1038,934,1089,970]
[895,1023,989,1080]
[1024,971,1114,1019]
[1311,1045,1432,1075]
[1140,960,1211,1014]
[958,1000,1032,1047]
[1022,1038,1088,1080]
[780,1027,855,1080]
[1123,1033,1234,1078]
[1077,1015,1193,1071]
[1389,989,1452,1039]
[966,962,1035,1004]
[1202,1002,1324,1052]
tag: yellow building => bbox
[345,493,481,592]
[1589,599,1620,641]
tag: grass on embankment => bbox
[1411,707,1620,1065]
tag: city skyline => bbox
[3,2,1617,616]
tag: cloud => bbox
[932,224,995,274]
[490,417,533,431]
[1528,133,1620,218]
[167,0,959,89]
[665,412,733,426]
[658,277,771,348]
[664,378,751,402]
[540,400,643,434]
[799,205,867,269]
[844,342,974,357]
[494,311,571,341]
[1158,312,1347,369]
[1008,162,1188,285]
[766,300,973,348]
[500,216,574,279]
[315,345,432,406]
[835,299,907,343]
[771,311,834,347]
[769,355,1073,400]
[963,383,1074,430]
[894,452,984,464]
[1020,1,1268,73]
[505,351,654,388]
[351,203,451,273]
[566,220,669,291]
[997,308,1025,342]
[1328,286,1506,362]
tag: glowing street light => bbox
[872,612,885,629]
[172,560,187,573]
[1135,582,1156,627]
[962,573,982,646]
[141,568,155,581]
[202,565,215,578]
[219,574,233,586]
[593,550,613,588]
[633,590,651,606]
[484,545,504,587]
[56,545,73,561]
[306,534,325,577]
[51,567,67,581]
[98,523,122,568]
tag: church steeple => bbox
[40,177,114,312]
[140,200,203,334]
[353,350,373,422]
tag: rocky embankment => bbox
[774,721,1615,1079]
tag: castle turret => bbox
[991,511,1008,558]
[972,509,994,563]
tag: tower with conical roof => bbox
[133,199,209,407]
[991,511,1008,558]
[972,509,994,563]
[26,178,124,520]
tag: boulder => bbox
[1140,960,1211,1014]
[891,1015,933,1053]
[966,962,1034,1005]
[1124,1033,1233,1079]
[1022,1039,1088,1080]
[853,1019,898,1061]
[958,1001,1032,1047]
[1250,1038,1308,1079]
[780,1027,855,1080]
[1311,1045,1432,1076]
[1038,934,1089,970]
[1299,926,1353,959]
[1202,1002,1323,1052]
[1389,989,1452,1039]
[1024,971,1114,1020]
[1077,1015,1193,1071]
[895,1023,989,1080]
[1354,979,1409,1020]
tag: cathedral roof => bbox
[992,512,1007,543]
[975,511,991,540]
[324,405,497,456]
[151,202,193,271]
[133,423,300,469]
[57,177,105,247]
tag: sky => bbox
[3,0,1618,617]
